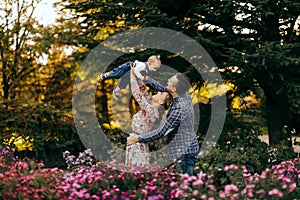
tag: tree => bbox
[58,0,300,146]
[0,0,49,100]
[188,1,300,146]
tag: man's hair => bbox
[174,73,191,96]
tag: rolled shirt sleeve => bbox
[138,98,181,142]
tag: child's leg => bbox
[106,62,131,79]
[112,73,130,100]
[117,72,130,90]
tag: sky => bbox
[33,0,59,26]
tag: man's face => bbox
[167,75,178,92]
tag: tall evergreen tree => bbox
[58,0,300,146]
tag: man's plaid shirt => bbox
[138,77,199,160]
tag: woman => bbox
[125,68,172,168]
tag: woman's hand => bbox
[130,62,136,76]
[127,133,139,145]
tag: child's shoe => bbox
[99,73,107,81]
[113,89,120,100]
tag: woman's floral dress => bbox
[125,74,159,167]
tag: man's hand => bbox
[127,133,139,145]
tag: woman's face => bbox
[152,92,169,105]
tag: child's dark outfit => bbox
[100,60,149,99]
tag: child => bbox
[100,55,161,99]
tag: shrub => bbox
[0,100,85,168]
[0,147,299,199]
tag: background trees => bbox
[0,0,299,166]
[56,0,300,146]
[0,0,53,101]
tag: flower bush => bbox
[0,147,299,199]
[0,147,65,199]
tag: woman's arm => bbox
[130,69,151,109]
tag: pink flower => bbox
[170,182,178,187]
[247,191,253,198]
[219,191,226,198]
[289,183,297,193]
[224,164,238,171]
[193,179,203,186]
[165,177,172,181]
[224,184,238,193]
[256,189,265,195]
[241,165,248,173]
[141,189,148,195]
[180,173,190,179]
[260,171,267,179]
[282,184,287,189]
[197,172,206,180]
[72,182,81,189]
[174,189,184,198]
[207,184,216,191]
[146,185,157,191]
[91,195,100,200]
[193,190,199,196]
[108,175,114,179]
[268,188,283,198]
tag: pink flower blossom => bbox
[146,185,157,191]
[193,190,199,196]
[193,179,203,186]
[289,183,296,193]
[174,189,184,198]
[170,182,178,187]
[256,189,266,195]
[224,164,238,171]
[268,188,283,198]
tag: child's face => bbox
[148,60,161,72]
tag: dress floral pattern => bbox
[125,74,159,167]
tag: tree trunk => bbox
[265,97,290,146]
[2,71,9,100]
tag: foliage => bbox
[0,100,84,167]
[56,0,300,146]
[0,0,52,100]
[0,147,299,199]
[195,121,298,191]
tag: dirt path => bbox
[258,135,300,153]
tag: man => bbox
[127,73,199,176]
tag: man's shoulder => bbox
[179,93,192,103]
[178,94,193,111]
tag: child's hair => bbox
[147,55,161,66]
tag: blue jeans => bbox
[182,153,197,176]
[175,153,197,176]
[107,61,132,89]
